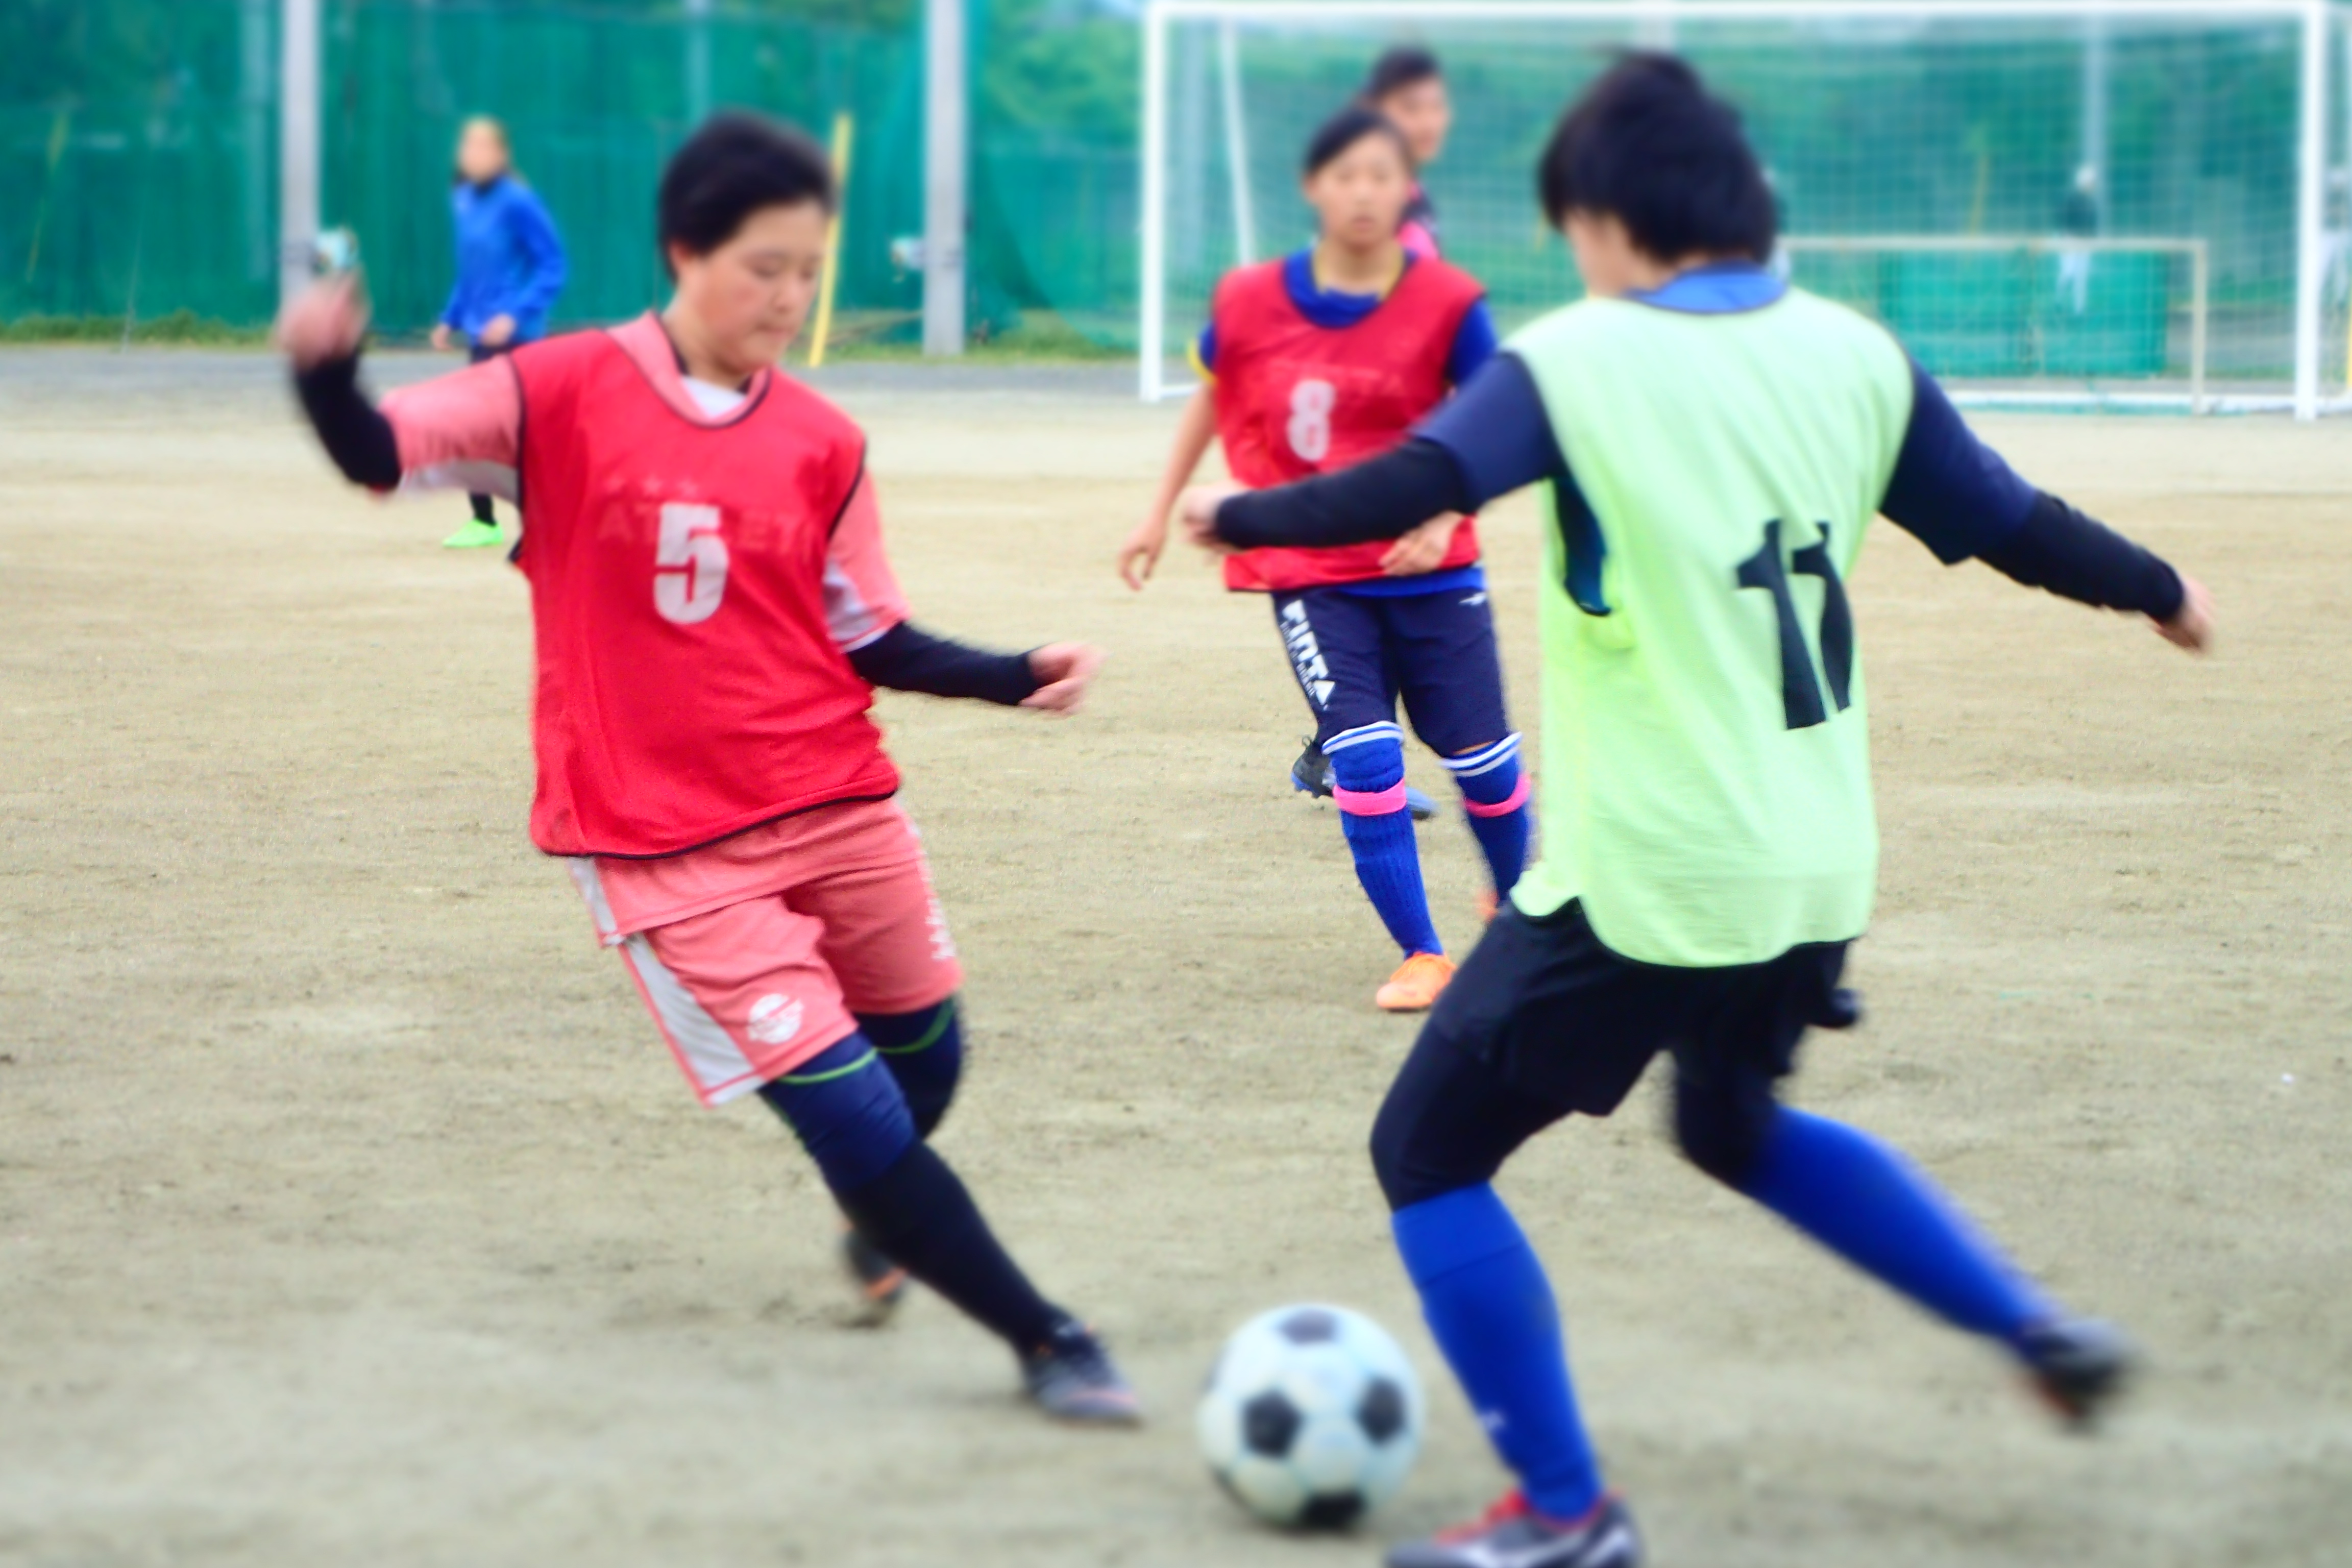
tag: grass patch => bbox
[818,308,1128,364]
[0,310,271,346]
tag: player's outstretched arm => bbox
[829,473,1104,713]
[1183,437,1475,556]
[279,278,402,488]
[1183,354,1557,557]
[1882,364,2214,654]
[279,276,521,497]
[843,625,1102,716]
[1121,386,1218,590]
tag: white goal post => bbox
[1139,0,2352,418]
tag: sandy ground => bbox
[1,349,2348,1568]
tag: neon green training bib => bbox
[1508,285,1914,967]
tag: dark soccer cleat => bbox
[1291,738,1336,799]
[840,1224,909,1327]
[1289,737,1439,821]
[2018,1317,2137,1429]
[1386,1491,1641,1568]
[1814,987,1865,1031]
[1020,1317,1144,1427]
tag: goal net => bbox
[1141,1,2352,416]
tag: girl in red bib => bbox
[1121,106,1531,1015]
[280,114,1136,1424]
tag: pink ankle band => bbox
[1333,781,1409,816]
[1463,774,1532,818]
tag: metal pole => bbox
[1174,24,1207,272]
[685,0,712,125]
[1217,19,1257,265]
[1140,0,1169,399]
[2081,15,2109,228]
[2294,0,2327,419]
[922,0,967,357]
[239,0,273,284]
[2190,239,2208,414]
[277,0,321,311]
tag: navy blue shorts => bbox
[1270,585,1510,756]
[1369,899,1850,1209]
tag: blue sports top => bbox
[442,175,569,343]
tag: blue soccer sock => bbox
[1737,1108,2053,1344]
[1393,1185,1603,1521]
[1443,734,1532,897]
[1329,727,1441,958]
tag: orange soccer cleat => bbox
[1376,952,1456,1013]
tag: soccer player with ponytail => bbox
[1123,105,1529,1016]
[279,113,1137,1425]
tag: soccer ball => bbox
[1196,1303,1425,1529]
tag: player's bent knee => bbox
[756,1034,920,1195]
[858,994,963,1140]
[1371,1080,1487,1214]
[1441,734,1529,814]
[1328,729,1408,816]
[1673,1075,1775,1188]
[1368,1092,1425,1212]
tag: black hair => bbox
[657,112,834,274]
[1302,104,1410,179]
[1364,45,1442,102]
[1537,53,1776,262]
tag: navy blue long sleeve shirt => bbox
[1216,265,2184,623]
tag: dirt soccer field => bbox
[1,349,2347,1568]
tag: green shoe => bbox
[442,519,503,549]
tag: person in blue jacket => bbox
[429,115,567,549]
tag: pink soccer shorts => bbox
[568,799,963,1106]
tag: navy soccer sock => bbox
[839,1142,1064,1351]
[757,1034,919,1192]
[1737,1107,2053,1343]
[760,1036,1062,1350]
[859,996,963,1140]
[1442,734,1532,897]
[1393,1184,1603,1520]
[1328,727,1441,958]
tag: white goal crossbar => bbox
[1139,0,2342,418]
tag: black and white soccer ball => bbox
[1196,1303,1425,1529]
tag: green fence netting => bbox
[324,2,924,335]
[0,0,929,339]
[5,0,2346,390]
[2,0,284,329]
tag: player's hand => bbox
[480,314,517,349]
[1178,484,1245,555]
[1021,642,1104,716]
[275,275,369,371]
[1379,512,1462,576]
[2153,572,2214,652]
[1117,517,1168,591]
[429,323,453,353]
